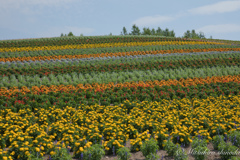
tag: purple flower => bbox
[113,146,115,156]
[81,153,83,160]
[224,134,227,142]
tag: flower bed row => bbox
[1,57,239,77]
[1,65,239,88]
[0,74,239,96]
[0,36,203,48]
[0,41,225,53]
[0,81,239,110]
[1,48,239,63]
[1,44,236,58]
[0,95,240,159]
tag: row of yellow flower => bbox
[1,47,239,62]
[0,41,226,53]
[0,74,239,96]
[1,95,240,159]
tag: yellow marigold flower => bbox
[50,151,55,155]
[188,138,192,143]
[25,151,30,156]
[136,148,139,151]
[20,148,24,151]
[180,138,184,142]
[35,147,40,152]
[3,156,8,160]
[79,147,84,152]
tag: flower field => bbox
[0,35,240,160]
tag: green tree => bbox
[169,30,175,37]
[151,28,156,35]
[121,27,128,35]
[199,31,205,39]
[60,33,64,37]
[131,24,141,35]
[184,30,191,38]
[156,27,163,36]
[163,28,170,37]
[191,30,198,38]
[142,27,151,35]
[68,32,74,36]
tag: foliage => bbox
[212,135,224,150]
[218,141,238,160]
[173,147,188,160]
[163,139,179,157]
[82,144,105,160]
[49,147,72,160]
[140,138,159,157]
[117,147,131,160]
[145,153,160,160]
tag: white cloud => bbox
[189,0,240,15]
[0,0,77,14]
[37,26,95,37]
[131,15,174,27]
[0,0,76,8]
[196,24,240,33]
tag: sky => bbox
[0,0,240,41]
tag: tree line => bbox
[60,24,210,39]
[121,25,176,37]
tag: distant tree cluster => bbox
[121,24,175,37]
[60,32,74,37]
[183,30,206,39]
[60,32,85,37]
[60,26,210,40]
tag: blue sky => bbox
[0,0,240,40]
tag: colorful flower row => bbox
[0,81,239,110]
[0,36,203,49]
[1,44,236,58]
[1,48,239,62]
[1,57,238,77]
[0,41,226,53]
[0,75,239,97]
